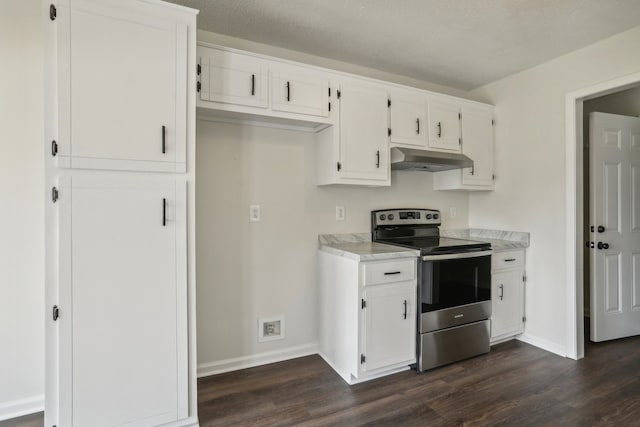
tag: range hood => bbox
[390,147,473,172]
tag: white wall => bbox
[468,25,640,355]
[197,30,474,100]
[196,121,469,373]
[0,0,45,419]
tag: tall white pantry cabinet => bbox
[44,1,199,426]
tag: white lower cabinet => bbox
[491,249,526,343]
[57,175,188,426]
[319,252,416,384]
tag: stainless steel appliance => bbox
[371,208,492,371]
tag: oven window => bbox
[421,255,491,312]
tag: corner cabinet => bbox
[434,102,495,191]
[490,249,526,343]
[45,1,199,426]
[319,252,416,384]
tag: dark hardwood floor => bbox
[4,335,639,427]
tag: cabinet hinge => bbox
[328,87,331,97]
[337,161,341,172]
[328,102,331,112]
[196,81,201,93]
[492,119,495,126]
[492,174,496,181]
[388,128,391,137]
[523,273,527,282]
[360,354,366,364]
[387,99,391,107]
[52,305,59,321]
[49,4,57,21]
[51,140,58,157]
[51,187,59,203]
[361,299,366,309]
[522,316,527,323]
[458,113,461,120]
[459,138,462,145]
[197,64,201,75]
[337,90,341,99]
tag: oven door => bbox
[419,251,492,332]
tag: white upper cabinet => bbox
[434,102,495,191]
[55,0,188,172]
[461,104,494,186]
[427,96,461,152]
[337,80,390,182]
[271,64,330,117]
[388,90,427,148]
[199,47,269,109]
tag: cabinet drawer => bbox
[364,259,415,285]
[492,250,524,270]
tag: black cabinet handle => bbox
[403,300,408,319]
[437,122,442,138]
[416,118,420,134]
[162,198,166,227]
[162,125,166,154]
[504,258,516,262]
[286,81,290,101]
[384,271,401,275]
[251,74,255,96]
[499,284,504,301]
[376,150,380,168]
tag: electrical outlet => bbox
[258,316,285,342]
[449,207,457,218]
[249,205,260,222]
[336,206,345,221]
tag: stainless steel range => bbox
[371,208,493,372]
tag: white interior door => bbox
[58,175,187,426]
[590,112,640,342]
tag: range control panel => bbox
[371,209,441,227]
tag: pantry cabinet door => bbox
[56,0,187,172]
[57,175,187,426]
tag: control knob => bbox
[388,214,394,220]
[379,214,386,220]
[433,213,439,220]
[426,214,432,219]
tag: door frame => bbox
[565,71,640,360]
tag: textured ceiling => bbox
[167,0,640,90]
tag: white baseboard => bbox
[0,395,44,422]
[197,343,319,378]
[517,333,567,357]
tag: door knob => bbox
[597,242,609,250]
[597,225,605,233]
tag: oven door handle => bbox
[421,249,493,261]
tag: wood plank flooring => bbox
[4,335,639,426]
[198,337,640,426]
